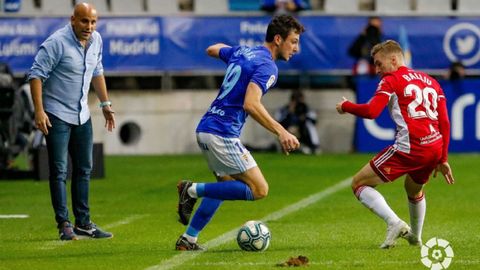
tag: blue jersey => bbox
[196,45,278,138]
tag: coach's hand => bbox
[34,109,52,135]
[102,106,116,132]
[434,162,455,184]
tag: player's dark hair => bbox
[265,15,305,42]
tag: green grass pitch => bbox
[0,154,479,270]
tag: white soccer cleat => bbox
[402,231,422,246]
[380,220,410,249]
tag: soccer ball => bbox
[236,220,271,251]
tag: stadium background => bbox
[1,0,479,155]
[1,1,479,270]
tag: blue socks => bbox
[185,180,254,239]
[186,198,222,237]
[199,181,254,201]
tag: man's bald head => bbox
[73,2,97,17]
[71,2,98,43]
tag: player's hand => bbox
[34,110,52,135]
[278,131,300,155]
[434,162,454,184]
[336,97,348,114]
[102,106,116,132]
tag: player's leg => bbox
[352,163,404,227]
[353,147,410,248]
[177,168,268,251]
[176,174,230,251]
[176,197,222,251]
[181,134,260,202]
[401,147,441,247]
[183,170,259,201]
[231,166,268,199]
[176,134,259,250]
[177,134,256,226]
[190,172,258,201]
[403,174,425,246]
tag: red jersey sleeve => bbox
[341,77,394,119]
[437,93,450,163]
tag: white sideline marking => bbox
[39,214,149,250]
[0,214,29,219]
[103,214,149,230]
[145,177,352,270]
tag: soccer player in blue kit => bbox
[175,15,305,251]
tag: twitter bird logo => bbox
[456,35,476,55]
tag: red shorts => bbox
[369,145,442,184]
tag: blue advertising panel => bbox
[96,17,164,72]
[0,17,65,75]
[2,16,480,74]
[354,78,480,153]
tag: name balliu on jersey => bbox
[196,46,278,138]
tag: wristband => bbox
[99,101,112,108]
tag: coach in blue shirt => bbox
[28,2,115,241]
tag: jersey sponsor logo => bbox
[208,106,225,116]
[419,130,442,145]
[266,75,276,89]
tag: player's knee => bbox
[406,190,423,200]
[351,176,362,192]
[253,184,269,200]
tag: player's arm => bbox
[206,43,231,58]
[336,93,389,119]
[433,96,454,184]
[244,82,299,154]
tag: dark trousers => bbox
[45,114,92,227]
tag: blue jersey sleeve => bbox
[250,63,277,94]
[219,46,237,64]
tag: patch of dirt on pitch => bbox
[276,255,309,267]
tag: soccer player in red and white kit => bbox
[336,40,455,249]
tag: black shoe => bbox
[58,221,78,241]
[74,222,113,239]
[175,236,205,251]
[177,180,197,225]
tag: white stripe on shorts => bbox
[224,138,246,172]
[373,146,396,168]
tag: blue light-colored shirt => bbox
[28,23,104,125]
[196,45,278,138]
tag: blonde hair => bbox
[371,40,404,58]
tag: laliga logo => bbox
[443,23,480,66]
[421,237,454,270]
